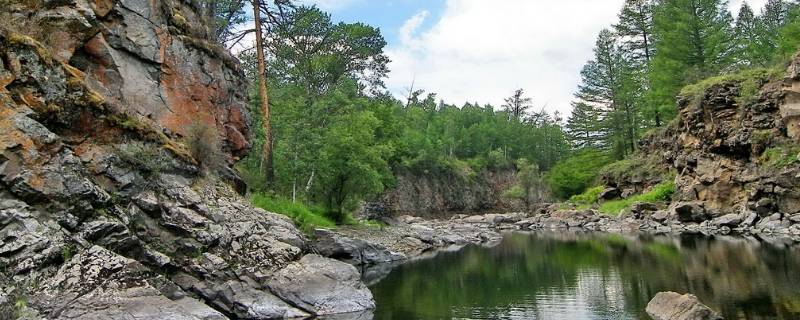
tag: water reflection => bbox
[368,232,800,320]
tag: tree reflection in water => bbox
[368,232,800,320]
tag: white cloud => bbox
[386,0,627,115]
[399,10,429,48]
[386,0,775,116]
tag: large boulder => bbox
[268,254,375,316]
[646,292,722,320]
[711,213,743,227]
[671,202,710,223]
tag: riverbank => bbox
[321,203,800,271]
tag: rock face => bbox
[2,0,250,161]
[602,53,800,229]
[646,292,722,320]
[368,169,543,218]
[0,0,374,318]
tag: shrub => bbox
[116,142,171,176]
[501,185,525,199]
[250,193,335,232]
[545,149,614,199]
[185,122,225,174]
[598,181,675,216]
[598,152,669,187]
[759,144,800,168]
[569,186,604,205]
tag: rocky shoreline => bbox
[317,201,800,286]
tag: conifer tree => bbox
[565,102,605,149]
[734,3,759,67]
[614,0,656,66]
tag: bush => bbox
[569,186,604,205]
[545,149,613,199]
[185,122,225,174]
[116,142,171,176]
[501,185,525,199]
[598,181,675,216]
[250,193,335,232]
[759,144,800,168]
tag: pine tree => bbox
[734,3,759,67]
[502,89,533,121]
[755,0,793,63]
[614,0,656,66]
[565,102,605,149]
[648,0,735,122]
[573,29,638,158]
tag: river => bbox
[366,232,800,320]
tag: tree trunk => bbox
[253,0,273,186]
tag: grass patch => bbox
[679,67,783,105]
[568,185,604,205]
[598,181,675,216]
[759,144,800,168]
[250,194,336,232]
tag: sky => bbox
[297,0,769,115]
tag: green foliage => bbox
[648,0,735,122]
[250,193,336,232]
[546,149,614,199]
[569,186,604,205]
[61,245,74,262]
[501,185,525,200]
[759,144,800,167]
[598,181,676,216]
[598,152,671,186]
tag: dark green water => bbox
[367,232,800,320]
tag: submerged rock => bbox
[646,292,722,320]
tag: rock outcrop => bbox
[0,0,374,318]
[365,169,541,218]
[603,55,800,231]
[646,292,722,320]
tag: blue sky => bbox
[295,0,768,115]
[303,0,447,46]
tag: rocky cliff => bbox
[607,56,800,230]
[0,0,374,319]
[368,169,536,218]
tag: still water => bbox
[367,232,800,320]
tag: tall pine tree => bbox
[733,3,760,67]
[572,29,639,158]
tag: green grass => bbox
[250,194,336,232]
[598,181,676,216]
[679,67,783,105]
[759,144,800,168]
